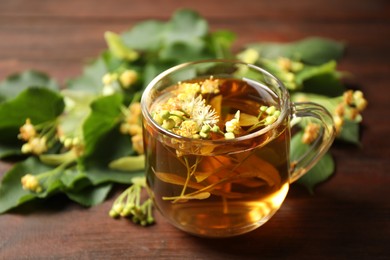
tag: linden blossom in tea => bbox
[150,77,282,141]
[144,76,291,236]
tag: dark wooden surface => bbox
[1,0,389,259]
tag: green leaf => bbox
[292,92,341,113]
[65,183,112,207]
[338,119,360,144]
[87,166,143,185]
[82,94,123,157]
[295,61,336,86]
[59,167,90,190]
[296,152,335,193]
[159,41,208,63]
[301,72,345,97]
[290,132,335,192]
[247,37,345,65]
[100,50,126,72]
[58,89,96,139]
[142,61,176,88]
[0,70,59,103]
[66,56,108,93]
[158,9,211,63]
[0,157,55,213]
[84,127,143,185]
[0,88,65,144]
[122,20,166,51]
[207,30,236,59]
[165,9,208,41]
[0,143,22,159]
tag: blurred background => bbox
[1,0,389,83]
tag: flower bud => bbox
[265,106,276,115]
[119,70,138,88]
[224,132,235,139]
[264,115,277,125]
[201,124,211,133]
[102,73,113,85]
[162,119,176,130]
[18,118,36,141]
[21,174,42,193]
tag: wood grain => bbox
[0,0,389,259]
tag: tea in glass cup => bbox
[141,60,335,237]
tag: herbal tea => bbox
[143,77,291,237]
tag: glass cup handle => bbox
[289,102,336,183]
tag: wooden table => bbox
[1,0,389,259]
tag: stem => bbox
[173,156,201,203]
[38,159,75,185]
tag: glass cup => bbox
[141,60,335,237]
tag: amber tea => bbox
[143,77,291,237]
[141,60,335,238]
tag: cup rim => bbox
[141,59,291,144]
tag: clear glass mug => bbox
[141,60,335,237]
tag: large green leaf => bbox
[66,56,108,93]
[206,30,236,59]
[122,20,166,51]
[65,183,113,207]
[82,94,123,157]
[290,132,335,192]
[296,152,335,193]
[84,126,143,185]
[247,37,345,65]
[0,157,56,213]
[0,143,22,159]
[0,70,59,103]
[301,72,345,97]
[165,9,208,42]
[0,88,65,144]
[338,119,360,145]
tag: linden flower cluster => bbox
[151,77,282,141]
[19,118,48,155]
[120,102,144,154]
[152,78,221,140]
[18,118,83,193]
[102,69,138,96]
[109,177,154,226]
[302,123,321,144]
[334,90,368,134]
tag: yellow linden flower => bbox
[334,115,344,135]
[352,90,368,112]
[343,90,354,105]
[175,120,199,138]
[178,82,200,97]
[236,48,259,64]
[28,137,48,155]
[131,134,144,154]
[119,70,138,88]
[200,77,220,94]
[21,174,43,193]
[129,102,142,115]
[302,123,320,144]
[225,110,241,134]
[102,73,116,85]
[18,118,36,141]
